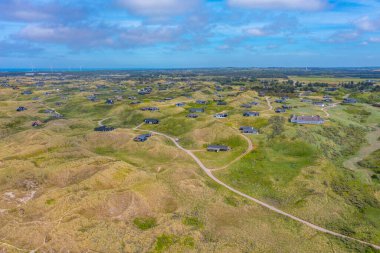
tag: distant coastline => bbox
[1,66,380,74]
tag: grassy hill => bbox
[0,72,379,252]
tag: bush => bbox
[154,234,178,252]
[331,176,379,211]
[182,216,204,229]
[133,217,157,230]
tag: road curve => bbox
[97,117,111,127]
[321,103,337,118]
[135,125,380,250]
[343,126,380,172]
[266,97,273,111]
[211,133,254,171]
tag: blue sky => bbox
[0,0,380,68]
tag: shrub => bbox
[183,216,204,229]
[154,234,178,252]
[133,217,157,230]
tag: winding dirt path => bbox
[0,241,28,252]
[133,124,380,250]
[97,117,111,127]
[343,126,380,171]
[265,97,273,111]
[211,133,254,171]
[321,103,338,118]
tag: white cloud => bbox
[16,24,114,48]
[355,16,380,32]
[369,37,380,43]
[246,27,268,36]
[328,30,360,43]
[228,0,327,11]
[16,23,183,49]
[19,25,65,40]
[117,0,199,17]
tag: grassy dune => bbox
[0,75,379,252]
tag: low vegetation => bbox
[133,217,157,230]
[0,70,379,252]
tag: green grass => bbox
[295,123,367,161]
[45,198,56,205]
[351,92,380,104]
[216,139,317,202]
[93,141,182,169]
[113,110,145,127]
[224,196,240,207]
[155,116,195,136]
[133,217,157,230]
[272,140,316,157]
[154,234,178,252]
[196,134,248,168]
[182,216,204,229]
[358,149,380,174]
[181,236,195,248]
[331,175,378,211]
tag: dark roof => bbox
[187,113,199,118]
[343,98,357,103]
[292,115,322,121]
[207,145,230,151]
[144,118,160,124]
[215,113,228,118]
[189,108,204,113]
[32,121,42,127]
[240,126,254,130]
[239,126,258,133]
[16,106,27,111]
[94,126,115,132]
[141,107,159,111]
[243,111,259,116]
[290,115,324,124]
[134,133,152,142]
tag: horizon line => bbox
[1,66,380,72]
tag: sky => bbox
[0,0,380,69]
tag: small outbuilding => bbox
[189,108,204,113]
[105,99,114,105]
[243,111,260,117]
[196,100,207,105]
[343,98,357,104]
[141,107,159,111]
[94,126,115,132]
[290,115,324,125]
[16,106,27,112]
[144,118,160,124]
[214,113,228,119]
[187,113,199,118]
[241,104,252,109]
[32,121,43,127]
[207,145,231,152]
[239,126,258,134]
[134,133,152,142]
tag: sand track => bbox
[133,124,380,250]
